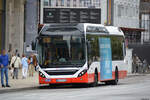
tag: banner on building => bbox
[42,8,101,24]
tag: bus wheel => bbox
[90,73,98,87]
[105,81,111,85]
[49,84,57,88]
[112,69,119,85]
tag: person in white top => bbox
[10,53,21,79]
[21,54,29,79]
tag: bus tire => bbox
[112,68,119,85]
[90,72,98,87]
[105,81,111,85]
[49,84,57,88]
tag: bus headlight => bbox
[39,71,46,78]
[78,69,87,77]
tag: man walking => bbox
[0,49,10,87]
[10,53,21,79]
[132,54,137,73]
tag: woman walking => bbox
[28,55,34,77]
[21,54,28,79]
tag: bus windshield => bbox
[37,34,86,68]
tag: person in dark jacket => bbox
[0,49,10,87]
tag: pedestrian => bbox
[136,56,142,73]
[21,54,28,79]
[28,54,34,77]
[132,54,137,73]
[143,59,148,73]
[10,53,21,79]
[18,54,20,57]
[8,50,13,76]
[15,49,18,56]
[149,65,150,72]
[8,50,12,65]
[0,49,11,87]
[33,54,38,71]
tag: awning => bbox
[120,27,146,32]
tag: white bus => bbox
[34,23,127,86]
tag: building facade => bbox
[101,0,140,28]
[101,0,144,45]
[0,0,6,52]
[25,0,38,55]
[113,0,140,28]
[40,0,101,24]
[5,0,25,55]
[42,0,101,8]
[140,0,150,43]
[0,0,3,52]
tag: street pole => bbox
[107,0,114,26]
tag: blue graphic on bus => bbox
[99,37,112,80]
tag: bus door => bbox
[99,37,112,81]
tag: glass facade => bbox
[140,0,150,43]
[67,0,70,7]
[61,0,64,6]
[42,0,101,8]
[43,0,49,6]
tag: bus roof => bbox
[105,26,124,36]
[40,23,104,33]
[39,23,124,36]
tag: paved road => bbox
[0,74,150,100]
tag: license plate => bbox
[45,79,51,82]
[56,79,66,82]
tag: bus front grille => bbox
[45,70,78,75]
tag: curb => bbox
[0,86,38,94]
[127,73,148,78]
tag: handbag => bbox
[12,57,17,68]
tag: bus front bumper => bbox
[39,73,91,84]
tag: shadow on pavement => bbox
[0,82,124,94]
[38,83,116,89]
[0,87,38,94]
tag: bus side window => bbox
[87,35,100,67]
[111,36,124,60]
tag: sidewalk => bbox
[127,70,150,77]
[0,69,39,93]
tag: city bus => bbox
[34,23,127,86]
